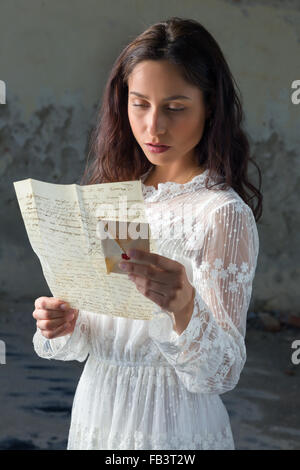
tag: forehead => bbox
[127,60,200,97]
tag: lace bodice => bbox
[32,167,259,450]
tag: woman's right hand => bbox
[33,297,79,339]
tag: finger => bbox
[37,310,75,330]
[35,297,70,311]
[53,320,75,337]
[122,262,177,285]
[33,308,76,321]
[127,249,182,273]
[132,276,168,297]
[140,288,168,310]
[37,317,66,331]
[41,322,72,339]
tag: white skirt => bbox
[67,354,235,450]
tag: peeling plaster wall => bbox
[0,0,299,313]
[0,92,96,301]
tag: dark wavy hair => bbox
[81,16,263,222]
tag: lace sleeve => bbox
[148,200,259,394]
[32,309,91,362]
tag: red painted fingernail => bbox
[121,253,130,260]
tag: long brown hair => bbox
[81,16,263,222]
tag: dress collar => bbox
[140,167,224,202]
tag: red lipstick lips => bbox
[145,143,171,153]
[146,142,170,146]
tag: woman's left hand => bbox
[118,248,195,332]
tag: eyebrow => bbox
[129,91,192,101]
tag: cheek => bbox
[175,113,205,141]
[173,116,199,137]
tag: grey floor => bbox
[0,301,299,450]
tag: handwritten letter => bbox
[13,178,157,320]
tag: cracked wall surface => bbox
[0,91,97,301]
[0,0,299,313]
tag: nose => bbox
[147,109,167,136]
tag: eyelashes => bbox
[132,104,185,112]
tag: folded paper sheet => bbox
[13,178,157,320]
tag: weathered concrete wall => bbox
[0,0,299,312]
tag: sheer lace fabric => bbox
[33,168,259,450]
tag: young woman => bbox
[32,17,262,450]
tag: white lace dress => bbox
[33,168,259,450]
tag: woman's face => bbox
[127,60,209,169]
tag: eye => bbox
[132,104,185,112]
[167,108,185,112]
